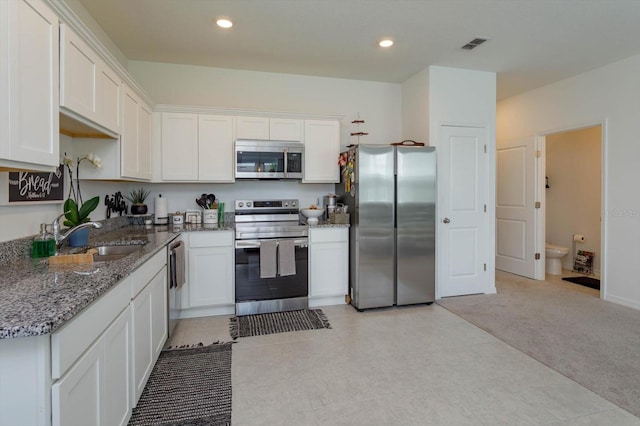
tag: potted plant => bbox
[125,187,151,215]
[62,153,102,246]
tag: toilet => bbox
[545,243,570,275]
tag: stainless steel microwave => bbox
[235,140,304,179]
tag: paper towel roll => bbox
[573,234,585,242]
[155,195,168,224]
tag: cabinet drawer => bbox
[189,231,232,248]
[131,248,167,298]
[310,228,348,243]
[51,276,131,379]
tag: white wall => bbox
[128,61,401,147]
[545,126,602,274]
[497,54,640,309]
[429,66,497,296]
[401,68,429,143]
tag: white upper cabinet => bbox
[161,112,198,181]
[121,84,151,180]
[236,116,269,139]
[270,118,303,141]
[303,119,341,183]
[60,24,121,136]
[198,114,235,182]
[0,0,59,171]
[237,116,302,141]
[161,112,235,182]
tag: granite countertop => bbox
[0,219,344,340]
[0,226,180,340]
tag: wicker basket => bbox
[329,212,350,224]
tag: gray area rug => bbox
[230,308,331,339]
[128,343,233,426]
[438,272,640,418]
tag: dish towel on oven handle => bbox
[260,240,278,278]
[278,239,296,277]
[169,240,185,289]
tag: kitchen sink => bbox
[91,244,146,262]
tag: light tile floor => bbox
[167,272,639,426]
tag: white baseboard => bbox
[605,294,640,311]
[179,305,235,318]
[309,295,346,308]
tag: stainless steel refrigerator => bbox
[336,144,436,310]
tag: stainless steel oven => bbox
[234,199,309,315]
[235,140,303,179]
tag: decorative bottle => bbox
[32,223,55,258]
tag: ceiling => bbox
[76,0,640,100]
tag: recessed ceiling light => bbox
[216,18,233,29]
[379,39,394,48]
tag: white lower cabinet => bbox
[181,231,235,317]
[52,305,131,426]
[131,257,168,404]
[309,228,349,307]
[47,247,168,426]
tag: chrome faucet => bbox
[51,213,102,249]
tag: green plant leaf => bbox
[64,198,80,226]
[78,196,100,222]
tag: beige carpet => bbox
[438,271,640,418]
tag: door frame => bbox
[435,122,495,299]
[536,119,607,299]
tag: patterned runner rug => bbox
[128,343,233,426]
[230,308,331,339]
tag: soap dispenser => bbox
[32,223,55,258]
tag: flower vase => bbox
[68,227,89,247]
[131,204,148,215]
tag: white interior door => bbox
[496,136,539,279]
[438,125,489,297]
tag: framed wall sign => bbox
[0,166,65,205]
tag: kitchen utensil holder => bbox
[329,212,350,224]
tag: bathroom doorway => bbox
[542,124,603,293]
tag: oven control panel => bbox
[235,199,298,211]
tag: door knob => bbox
[443,218,450,224]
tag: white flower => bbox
[62,153,74,167]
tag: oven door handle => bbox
[235,238,309,249]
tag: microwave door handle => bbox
[283,148,288,178]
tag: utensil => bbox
[195,198,206,209]
[207,194,216,208]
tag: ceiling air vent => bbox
[461,37,489,50]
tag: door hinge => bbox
[535,253,541,260]
[535,201,541,209]
[484,144,487,154]
[535,150,542,158]
[484,263,487,271]
[484,204,487,213]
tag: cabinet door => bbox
[236,116,269,140]
[131,282,152,402]
[310,241,348,297]
[60,24,98,123]
[303,120,341,183]
[198,114,235,182]
[103,306,132,426]
[1,0,59,168]
[96,62,122,134]
[270,118,302,141]
[52,338,102,426]
[188,246,234,307]
[161,112,199,180]
[121,87,140,179]
[150,268,168,357]
[138,102,152,180]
